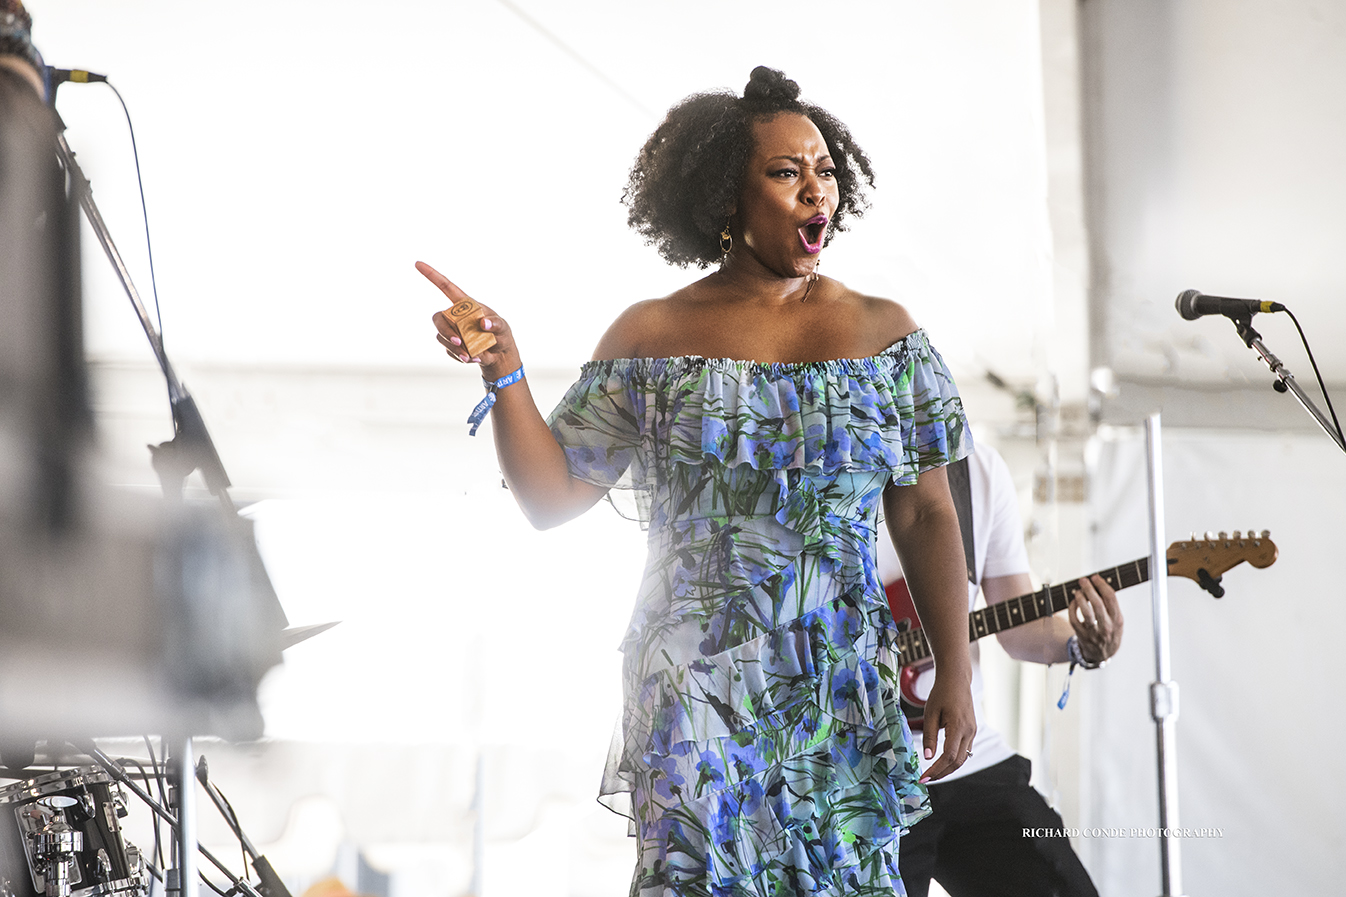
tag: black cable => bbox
[201,761,253,877]
[199,869,232,897]
[143,735,169,870]
[1285,309,1343,443]
[99,79,166,350]
[124,755,163,875]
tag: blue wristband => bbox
[1058,635,1105,710]
[1066,634,1105,670]
[467,365,524,435]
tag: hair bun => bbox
[743,66,801,102]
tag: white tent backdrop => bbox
[1081,428,1346,896]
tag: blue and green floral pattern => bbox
[547,330,971,897]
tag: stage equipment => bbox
[0,73,291,897]
[1174,289,1284,320]
[0,767,145,897]
[194,758,291,897]
[1,65,287,740]
[0,741,287,897]
[45,68,108,93]
[1145,414,1184,897]
[1174,289,1344,453]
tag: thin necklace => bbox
[800,270,819,303]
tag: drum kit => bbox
[0,767,145,897]
[0,735,310,897]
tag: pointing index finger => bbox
[415,260,469,303]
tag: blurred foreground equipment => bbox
[0,55,283,744]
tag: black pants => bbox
[898,755,1099,897]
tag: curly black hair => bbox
[623,66,876,269]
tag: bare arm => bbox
[883,466,975,782]
[420,262,607,529]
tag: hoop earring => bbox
[719,220,733,256]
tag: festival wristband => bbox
[467,366,525,436]
[1058,635,1105,710]
[1066,635,1105,670]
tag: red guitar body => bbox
[885,577,933,729]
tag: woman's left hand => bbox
[1068,574,1124,664]
[918,671,977,783]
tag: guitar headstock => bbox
[1166,530,1278,596]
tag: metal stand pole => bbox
[167,739,199,897]
[82,742,263,897]
[1145,414,1185,897]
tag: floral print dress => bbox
[546,330,971,897]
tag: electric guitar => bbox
[886,531,1279,728]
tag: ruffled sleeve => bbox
[546,359,646,490]
[884,330,972,485]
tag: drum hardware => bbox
[30,799,81,897]
[76,745,266,897]
[193,760,291,897]
[1,746,286,897]
[0,768,146,897]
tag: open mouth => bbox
[799,215,828,253]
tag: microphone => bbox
[46,66,108,88]
[1175,289,1285,321]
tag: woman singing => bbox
[422,66,975,897]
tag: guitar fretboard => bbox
[895,557,1153,667]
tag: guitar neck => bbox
[895,557,1152,667]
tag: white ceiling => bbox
[38,0,1056,389]
[1083,0,1346,406]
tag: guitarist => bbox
[881,443,1123,897]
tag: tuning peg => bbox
[1232,530,1242,539]
[1205,531,1216,541]
[1261,529,1270,538]
[1218,531,1228,540]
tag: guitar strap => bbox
[946,456,977,585]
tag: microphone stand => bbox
[1144,415,1185,897]
[1227,312,1346,453]
[53,124,236,511]
[53,111,284,897]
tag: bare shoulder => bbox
[835,286,920,352]
[591,294,683,361]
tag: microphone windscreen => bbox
[1175,289,1204,320]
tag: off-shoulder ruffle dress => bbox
[546,330,972,897]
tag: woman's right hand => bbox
[417,261,520,380]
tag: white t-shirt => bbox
[876,443,1030,782]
